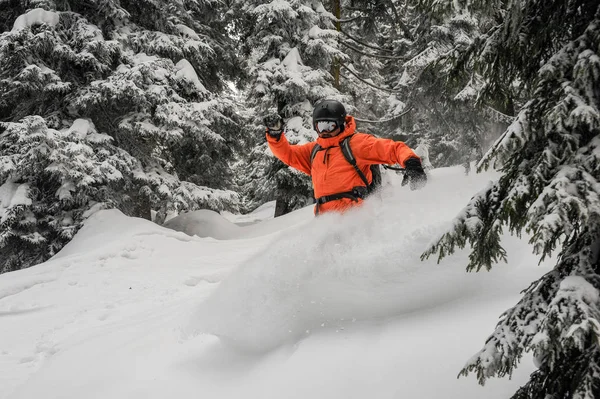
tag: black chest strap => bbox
[314,187,368,215]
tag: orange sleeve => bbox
[266,133,316,175]
[351,133,420,167]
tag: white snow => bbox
[175,24,201,41]
[175,59,207,93]
[165,205,311,240]
[307,26,335,40]
[65,118,93,140]
[0,165,553,399]
[0,180,32,222]
[415,143,433,170]
[282,47,304,72]
[130,52,159,65]
[557,276,600,305]
[11,8,60,32]
[221,200,276,225]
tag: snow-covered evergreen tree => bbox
[423,1,600,397]
[0,1,242,270]
[387,0,496,169]
[334,0,394,130]
[322,0,497,169]
[237,0,347,215]
[0,117,133,272]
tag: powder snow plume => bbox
[186,170,504,352]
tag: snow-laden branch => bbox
[341,41,407,60]
[340,64,402,94]
[354,107,413,124]
[336,15,367,24]
[339,29,394,53]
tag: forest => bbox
[1,1,599,397]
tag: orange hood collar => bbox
[315,116,357,147]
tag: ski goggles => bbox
[315,120,339,133]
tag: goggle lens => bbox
[316,121,338,133]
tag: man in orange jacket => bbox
[266,99,427,214]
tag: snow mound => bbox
[221,200,276,225]
[164,209,242,239]
[53,209,195,259]
[164,204,312,240]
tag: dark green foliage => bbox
[423,1,600,397]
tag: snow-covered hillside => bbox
[1,166,552,399]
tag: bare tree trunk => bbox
[331,0,341,89]
[133,190,152,220]
[274,198,290,217]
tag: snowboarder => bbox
[265,99,427,214]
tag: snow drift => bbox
[1,165,553,399]
[186,169,543,352]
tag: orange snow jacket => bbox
[266,116,420,214]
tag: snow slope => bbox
[0,165,552,399]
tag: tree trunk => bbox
[274,197,289,217]
[330,0,341,89]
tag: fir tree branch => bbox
[384,0,414,41]
[412,96,457,135]
[484,106,514,124]
[339,29,394,53]
[354,107,413,124]
[341,41,407,60]
[337,15,366,24]
[340,64,402,94]
[345,6,371,12]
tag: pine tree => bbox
[335,0,395,129]
[237,0,347,215]
[386,0,498,169]
[0,116,138,272]
[323,1,496,169]
[0,0,242,270]
[423,1,600,397]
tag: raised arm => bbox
[266,133,316,175]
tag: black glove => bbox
[264,115,284,140]
[402,157,427,190]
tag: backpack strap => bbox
[310,143,322,164]
[310,135,372,214]
[340,135,370,188]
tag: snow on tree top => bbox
[11,8,60,32]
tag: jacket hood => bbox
[315,116,356,148]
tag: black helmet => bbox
[312,99,346,130]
